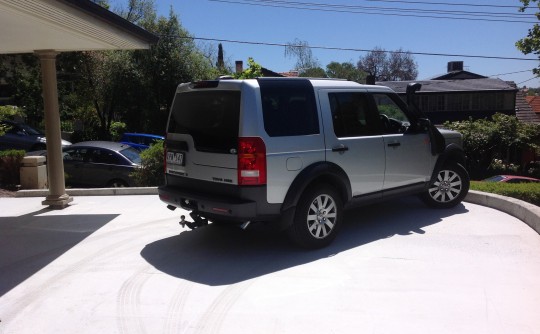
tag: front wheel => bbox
[287,184,343,249]
[421,163,469,209]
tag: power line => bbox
[362,0,524,9]
[209,0,536,24]
[518,77,539,85]
[489,69,535,77]
[171,35,540,61]
[234,0,534,17]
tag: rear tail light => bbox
[238,137,266,186]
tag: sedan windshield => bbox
[120,147,142,164]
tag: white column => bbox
[35,50,72,208]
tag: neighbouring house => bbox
[525,94,540,120]
[378,61,540,125]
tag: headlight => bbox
[38,137,47,143]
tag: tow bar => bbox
[179,212,208,230]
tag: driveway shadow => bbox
[141,197,468,286]
[0,209,118,296]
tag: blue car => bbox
[119,133,164,151]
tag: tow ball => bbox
[179,212,208,230]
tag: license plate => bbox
[167,151,185,166]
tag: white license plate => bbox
[167,151,185,166]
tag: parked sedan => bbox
[62,141,141,187]
[28,141,141,187]
[483,175,540,183]
[0,120,71,151]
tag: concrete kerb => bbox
[14,188,539,235]
[465,190,540,235]
[15,187,158,197]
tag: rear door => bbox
[319,90,385,197]
[166,81,241,185]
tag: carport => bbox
[0,0,158,208]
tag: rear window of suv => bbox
[258,79,319,137]
[168,90,241,153]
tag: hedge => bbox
[470,181,540,206]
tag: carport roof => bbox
[0,0,158,54]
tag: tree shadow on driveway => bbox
[0,209,118,296]
[141,196,469,286]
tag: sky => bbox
[146,0,539,87]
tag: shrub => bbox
[470,181,540,206]
[110,121,127,141]
[131,140,164,186]
[0,149,25,188]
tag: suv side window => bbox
[372,93,411,134]
[259,79,319,137]
[329,92,380,137]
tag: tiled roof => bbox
[516,91,540,123]
[378,78,517,93]
[526,95,540,115]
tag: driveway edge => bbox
[465,190,540,235]
[15,187,158,197]
[14,188,539,235]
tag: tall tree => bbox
[285,39,321,75]
[516,0,540,75]
[357,47,418,81]
[216,43,225,70]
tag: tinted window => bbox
[168,90,240,153]
[259,79,319,137]
[88,149,126,165]
[329,93,380,137]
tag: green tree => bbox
[234,57,263,79]
[516,0,540,75]
[0,106,25,136]
[326,61,366,82]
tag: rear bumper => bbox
[158,181,281,222]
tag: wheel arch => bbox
[431,143,467,183]
[281,161,351,213]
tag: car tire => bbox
[421,163,470,209]
[287,184,343,249]
[107,179,128,188]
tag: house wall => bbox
[404,91,516,124]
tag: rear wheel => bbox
[421,163,469,208]
[287,184,343,249]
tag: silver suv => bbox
[158,78,469,248]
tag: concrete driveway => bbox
[1,195,539,334]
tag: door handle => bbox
[332,144,349,152]
[387,142,401,147]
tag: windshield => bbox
[20,123,43,136]
[120,147,142,164]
